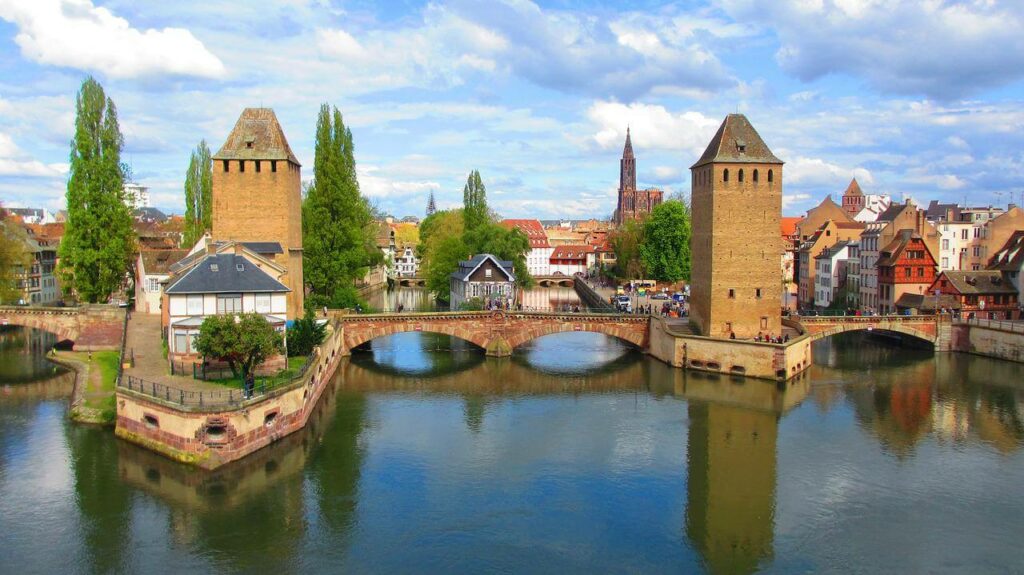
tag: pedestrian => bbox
[323,305,328,317]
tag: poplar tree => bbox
[303,104,378,308]
[462,170,488,234]
[58,77,135,303]
[182,140,212,248]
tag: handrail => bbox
[115,309,130,385]
[956,317,1024,334]
[118,351,318,410]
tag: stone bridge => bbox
[0,304,125,350]
[334,311,649,356]
[791,315,947,346]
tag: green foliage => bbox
[458,297,485,311]
[194,313,283,382]
[424,233,468,301]
[0,209,30,304]
[464,223,534,289]
[639,200,691,282]
[302,103,381,309]
[58,77,135,303]
[610,219,646,279]
[182,140,212,248]
[286,309,326,357]
[462,170,488,234]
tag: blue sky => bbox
[2,0,1024,219]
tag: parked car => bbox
[614,295,632,313]
[651,293,669,300]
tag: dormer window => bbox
[735,139,746,153]
[210,264,219,272]
[236,263,244,272]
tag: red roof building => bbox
[877,230,938,314]
[502,219,553,276]
[549,244,595,276]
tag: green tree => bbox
[0,208,30,303]
[462,170,488,234]
[610,219,646,279]
[302,104,380,308]
[286,308,326,357]
[423,233,468,301]
[182,140,212,248]
[640,200,691,282]
[464,223,534,289]
[195,313,284,382]
[58,77,135,303]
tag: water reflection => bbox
[0,326,67,384]
[364,285,442,313]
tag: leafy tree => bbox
[195,313,284,382]
[610,219,646,279]
[423,233,468,301]
[286,308,326,357]
[464,223,534,289]
[182,139,212,248]
[462,170,488,234]
[58,77,135,303]
[417,208,463,259]
[639,200,691,282]
[0,208,29,303]
[393,222,419,251]
[303,103,380,309]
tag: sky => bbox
[1,0,1024,220]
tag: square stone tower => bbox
[689,114,783,339]
[212,108,303,318]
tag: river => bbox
[1,295,1023,573]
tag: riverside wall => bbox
[950,320,1024,364]
[647,316,812,380]
[114,321,347,470]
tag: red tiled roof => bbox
[501,219,551,248]
[550,244,595,261]
[780,217,800,238]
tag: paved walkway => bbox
[122,313,223,392]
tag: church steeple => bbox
[426,191,436,217]
[620,127,636,192]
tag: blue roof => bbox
[165,253,289,294]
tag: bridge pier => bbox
[485,336,513,357]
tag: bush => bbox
[287,309,326,357]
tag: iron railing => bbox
[957,317,1024,333]
[121,352,317,409]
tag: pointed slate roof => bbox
[165,252,290,295]
[691,114,782,168]
[213,108,300,165]
[622,127,634,159]
[843,178,864,197]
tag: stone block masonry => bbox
[0,304,124,350]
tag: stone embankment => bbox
[573,277,615,312]
[114,319,347,470]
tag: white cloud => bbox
[0,133,68,178]
[357,165,441,199]
[586,101,721,158]
[784,156,873,187]
[0,0,225,79]
[721,0,1024,99]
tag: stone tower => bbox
[614,128,663,224]
[212,108,304,318]
[689,114,783,339]
[841,178,865,217]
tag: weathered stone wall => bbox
[211,159,304,318]
[950,322,1024,363]
[0,304,124,349]
[690,162,782,339]
[648,316,809,380]
[115,320,346,469]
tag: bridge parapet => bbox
[792,314,944,344]
[0,304,124,349]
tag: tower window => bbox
[753,169,759,182]
[723,169,729,182]
[222,160,229,172]
[271,161,277,173]
[739,169,744,183]
[728,289,735,298]
[239,160,245,173]
[756,288,762,298]
[768,169,774,183]
[255,160,261,173]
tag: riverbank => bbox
[49,349,119,425]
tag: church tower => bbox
[211,108,304,318]
[689,114,782,339]
[615,128,637,225]
[841,178,865,217]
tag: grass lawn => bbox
[84,350,119,418]
[205,355,309,389]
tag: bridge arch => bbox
[342,322,490,353]
[796,316,938,348]
[505,320,647,351]
[0,305,124,350]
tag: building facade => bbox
[613,128,663,225]
[549,245,596,276]
[929,270,1019,320]
[211,108,304,319]
[813,241,855,310]
[501,219,552,276]
[135,249,188,315]
[877,231,938,314]
[689,114,782,339]
[15,234,60,305]
[449,254,516,309]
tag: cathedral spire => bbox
[426,191,436,217]
[623,126,634,159]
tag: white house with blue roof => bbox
[163,242,290,363]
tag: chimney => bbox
[904,197,912,206]
[234,242,243,255]
[206,241,216,255]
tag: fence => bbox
[122,352,317,409]
[170,360,241,381]
[958,317,1024,334]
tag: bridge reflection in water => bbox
[89,332,1024,574]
